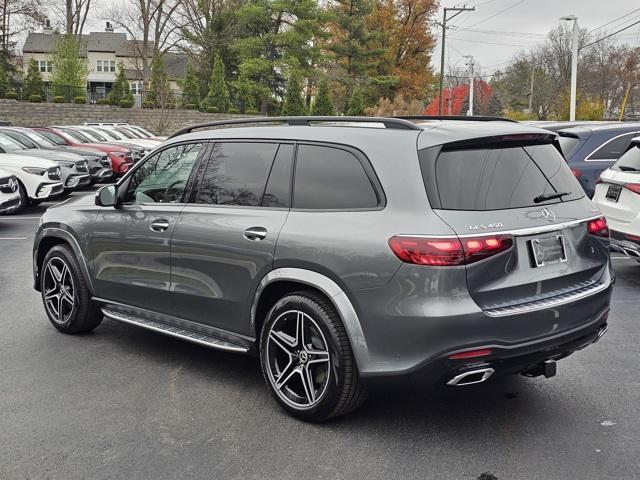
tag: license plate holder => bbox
[530,234,567,267]
[605,184,622,202]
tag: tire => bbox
[16,180,28,212]
[40,244,102,334]
[259,291,367,422]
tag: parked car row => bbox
[0,123,162,214]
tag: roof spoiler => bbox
[395,115,517,123]
[168,116,423,139]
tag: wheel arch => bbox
[251,268,369,370]
[33,227,94,294]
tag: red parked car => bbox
[34,127,134,177]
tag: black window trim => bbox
[290,140,386,212]
[116,140,208,207]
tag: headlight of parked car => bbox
[59,161,75,168]
[22,167,47,176]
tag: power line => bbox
[456,0,526,31]
[589,7,640,33]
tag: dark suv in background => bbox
[557,123,640,197]
[33,117,612,421]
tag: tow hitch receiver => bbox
[523,360,557,378]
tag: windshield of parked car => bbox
[0,133,28,152]
[22,131,57,148]
[37,130,68,145]
[59,128,91,143]
[95,128,119,140]
[80,129,108,142]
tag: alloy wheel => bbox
[43,257,75,324]
[265,310,331,409]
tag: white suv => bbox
[0,168,20,214]
[0,154,64,211]
[592,137,640,259]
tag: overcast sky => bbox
[434,0,640,74]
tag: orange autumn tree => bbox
[368,0,438,102]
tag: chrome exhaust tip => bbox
[447,367,495,386]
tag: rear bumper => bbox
[361,306,610,392]
[609,229,640,259]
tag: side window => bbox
[124,143,202,204]
[293,144,379,210]
[589,133,639,160]
[196,142,279,207]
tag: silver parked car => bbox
[33,117,613,421]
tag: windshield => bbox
[0,133,27,152]
[115,128,135,139]
[96,128,119,140]
[38,130,67,145]
[432,142,583,211]
[23,131,56,148]
[60,128,91,143]
[81,129,107,142]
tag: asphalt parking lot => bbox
[0,189,639,480]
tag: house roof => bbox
[125,53,188,81]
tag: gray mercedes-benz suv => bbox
[33,116,613,421]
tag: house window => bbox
[97,60,103,72]
[97,60,116,73]
[38,60,52,73]
[110,60,116,72]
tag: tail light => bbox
[595,176,602,184]
[388,234,513,266]
[587,217,609,237]
[624,183,640,195]
[449,348,493,360]
[571,168,582,177]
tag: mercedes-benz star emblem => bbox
[540,208,556,222]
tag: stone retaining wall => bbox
[0,99,255,135]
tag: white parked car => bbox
[0,168,20,215]
[0,154,64,211]
[592,137,640,260]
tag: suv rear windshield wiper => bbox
[618,165,640,172]
[533,191,571,203]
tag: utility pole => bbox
[438,5,475,115]
[464,55,475,116]
[560,15,578,121]
[528,67,535,115]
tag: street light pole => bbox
[561,15,578,121]
[464,55,475,116]
[438,6,475,115]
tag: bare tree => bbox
[44,0,91,36]
[102,0,182,88]
[1,0,44,56]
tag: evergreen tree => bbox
[282,70,306,116]
[311,78,335,115]
[347,86,367,115]
[203,53,230,112]
[328,0,382,111]
[181,64,200,108]
[487,91,503,116]
[148,54,170,107]
[0,62,9,97]
[109,62,132,105]
[23,59,44,98]
[51,33,88,101]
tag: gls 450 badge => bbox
[468,223,504,231]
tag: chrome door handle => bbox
[150,219,170,232]
[243,227,267,241]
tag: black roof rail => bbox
[395,115,517,123]
[168,116,422,138]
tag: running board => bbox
[101,308,250,353]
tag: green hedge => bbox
[96,98,110,105]
[119,99,134,108]
[53,96,66,103]
[29,94,42,103]
[183,103,197,110]
[142,101,155,109]
[73,96,86,104]
[4,92,17,100]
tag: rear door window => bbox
[293,144,379,209]
[588,132,639,160]
[434,143,583,211]
[196,142,279,207]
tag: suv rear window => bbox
[434,143,583,211]
[611,144,640,172]
[589,132,639,160]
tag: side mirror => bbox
[95,185,118,207]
